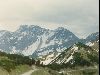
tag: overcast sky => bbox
[0,0,99,38]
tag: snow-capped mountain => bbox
[79,32,99,44]
[85,32,99,52]
[39,32,99,65]
[86,32,99,43]
[0,25,79,57]
[48,42,99,66]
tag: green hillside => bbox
[0,51,35,74]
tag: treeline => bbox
[0,51,40,72]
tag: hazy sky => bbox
[0,0,99,38]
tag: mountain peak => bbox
[19,25,42,29]
[86,32,99,42]
[56,27,69,31]
[57,27,65,29]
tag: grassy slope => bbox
[0,51,35,75]
[31,66,99,75]
[31,69,50,75]
[31,67,61,75]
[0,65,32,75]
[64,68,99,75]
[9,65,32,75]
[0,67,8,75]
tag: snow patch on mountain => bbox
[71,46,78,52]
[86,42,94,46]
[41,53,61,65]
[65,55,73,63]
[10,47,17,54]
[22,39,41,56]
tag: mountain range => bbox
[0,25,99,60]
